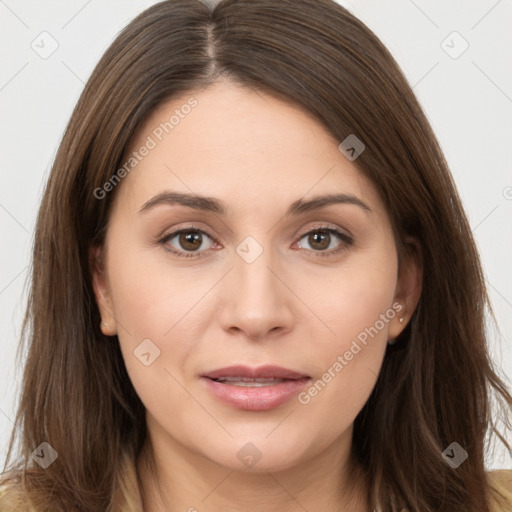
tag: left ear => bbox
[388,236,423,341]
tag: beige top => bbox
[489,469,512,512]
[0,470,511,510]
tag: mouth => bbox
[200,365,311,411]
[207,377,299,387]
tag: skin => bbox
[91,81,422,512]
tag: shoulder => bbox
[0,483,16,507]
[488,469,512,512]
[0,473,30,511]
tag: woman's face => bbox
[92,82,418,474]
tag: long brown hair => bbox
[1,0,511,510]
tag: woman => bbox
[1,0,511,510]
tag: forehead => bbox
[114,81,385,218]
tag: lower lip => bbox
[202,377,311,411]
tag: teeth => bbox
[220,380,283,387]
[216,377,284,383]
[214,377,286,386]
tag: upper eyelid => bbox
[295,224,352,239]
[160,223,352,247]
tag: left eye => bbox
[295,227,352,255]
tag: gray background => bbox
[1,0,511,470]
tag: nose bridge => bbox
[234,236,283,305]
[219,235,293,338]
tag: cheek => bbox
[106,237,210,339]
[104,241,208,409]
[294,247,398,417]
[303,246,398,352]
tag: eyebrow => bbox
[138,191,372,216]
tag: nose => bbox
[218,246,295,341]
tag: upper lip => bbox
[201,365,310,380]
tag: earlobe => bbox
[89,245,117,336]
[388,237,423,343]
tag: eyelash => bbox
[157,224,353,259]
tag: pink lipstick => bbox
[201,365,311,411]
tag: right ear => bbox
[89,245,117,336]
